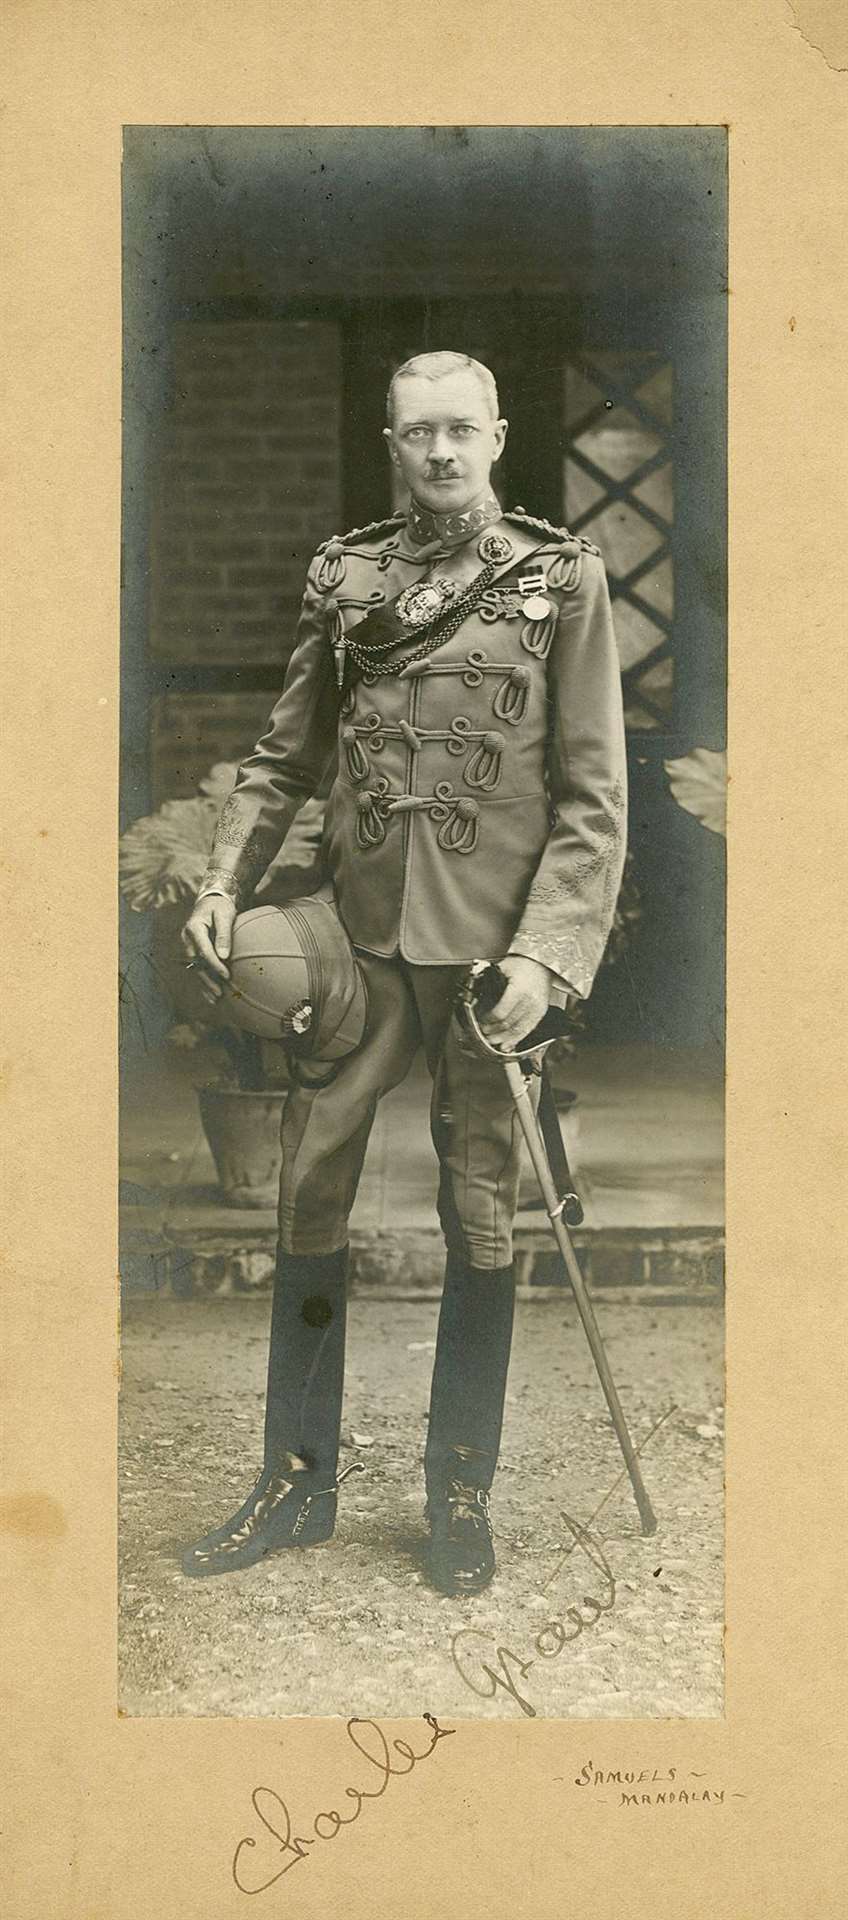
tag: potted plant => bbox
[119,761,325,1208]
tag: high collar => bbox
[405,490,504,550]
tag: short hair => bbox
[386,351,500,426]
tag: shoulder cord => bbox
[507,507,600,555]
[317,512,407,554]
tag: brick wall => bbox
[150,320,342,665]
[151,691,282,802]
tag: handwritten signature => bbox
[450,1406,677,1717]
[451,1510,615,1716]
[232,1714,455,1895]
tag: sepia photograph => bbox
[118,124,727,1720]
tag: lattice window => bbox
[563,354,674,731]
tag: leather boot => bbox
[180,1246,354,1577]
[263,1243,348,1482]
[424,1256,515,1595]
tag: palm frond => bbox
[664,749,727,838]
[118,796,220,910]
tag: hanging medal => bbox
[517,568,551,621]
[521,594,552,622]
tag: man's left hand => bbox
[479,954,552,1053]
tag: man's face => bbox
[383,370,508,515]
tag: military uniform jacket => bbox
[200,507,628,1000]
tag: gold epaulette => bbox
[505,506,601,557]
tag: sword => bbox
[460,961,657,1537]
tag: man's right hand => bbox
[181,896,237,1005]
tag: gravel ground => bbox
[119,1294,724,1720]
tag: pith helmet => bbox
[223,890,367,1061]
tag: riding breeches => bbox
[277,952,537,1270]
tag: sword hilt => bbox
[460,960,571,1062]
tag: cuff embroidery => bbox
[196,867,241,907]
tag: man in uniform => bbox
[180,350,627,1595]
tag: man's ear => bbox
[382,426,399,467]
[492,416,509,464]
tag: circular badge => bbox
[521,595,552,622]
[478,531,514,565]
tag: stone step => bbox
[120,1199,724,1302]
